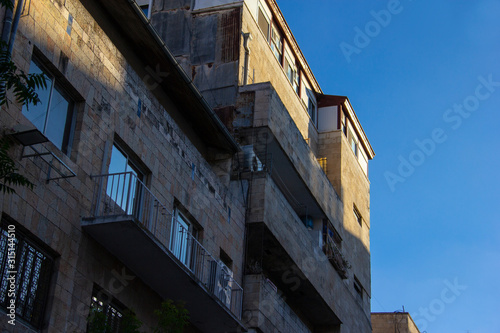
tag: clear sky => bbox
[278,1,500,332]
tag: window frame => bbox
[22,55,76,155]
[323,220,342,250]
[341,112,347,137]
[306,89,317,126]
[0,218,55,329]
[353,275,364,301]
[353,204,363,226]
[87,285,128,333]
[270,23,283,63]
[349,129,358,157]
[170,208,198,270]
[284,49,299,93]
[257,4,271,41]
[106,142,148,217]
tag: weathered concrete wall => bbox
[319,130,371,317]
[247,173,371,333]
[243,274,313,333]
[239,3,319,155]
[150,1,374,332]
[152,2,241,108]
[0,0,245,331]
[238,83,372,331]
[238,82,343,230]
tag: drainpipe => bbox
[7,0,24,56]
[1,0,14,99]
[241,32,252,86]
[1,1,13,46]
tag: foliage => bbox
[153,300,190,333]
[120,310,143,333]
[87,309,111,333]
[0,0,47,195]
[0,0,13,10]
[0,137,34,194]
[0,40,47,107]
[87,307,143,333]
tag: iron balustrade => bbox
[323,234,350,279]
[170,218,243,319]
[89,172,243,319]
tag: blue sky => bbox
[279,1,500,332]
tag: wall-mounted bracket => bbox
[10,128,76,183]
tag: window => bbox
[353,204,362,226]
[219,248,233,270]
[349,129,358,156]
[22,56,75,154]
[354,276,364,301]
[351,138,358,156]
[0,219,54,328]
[323,220,342,249]
[284,54,298,93]
[293,69,300,94]
[341,112,347,137]
[87,286,129,333]
[270,24,282,63]
[106,143,145,215]
[136,0,151,19]
[170,209,198,269]
[257,6,270,40]
[306,90,317,126]
[140,5,149,17]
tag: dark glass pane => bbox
[45,85,71,151]
[22,61,53,132]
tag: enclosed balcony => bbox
[82,172,245,332]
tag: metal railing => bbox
[91,172,170,238]
[89,172,243,319]
[171,219,243,319]
[233,146,273,174]
[323,234,350,279]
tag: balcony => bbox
[82,172,245,332]
[323,234,350,279]
[244,174,344,329]
[236,83,344,226]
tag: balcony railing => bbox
[323,234,350,279]
[89,172,243,319]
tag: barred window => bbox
[0,220,54,328]
[87,286,126,333]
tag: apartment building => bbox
[150,1,374,332]
[0,0,374,332]
[0,0,247,331]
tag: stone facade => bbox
[372,313,421,333]
[0,0,375,332]
[0,0,246,331]
[150,1,375,332]
[150,0,375,332]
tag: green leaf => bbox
[0,138,35,194]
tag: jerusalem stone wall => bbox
[0,0,245,331]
